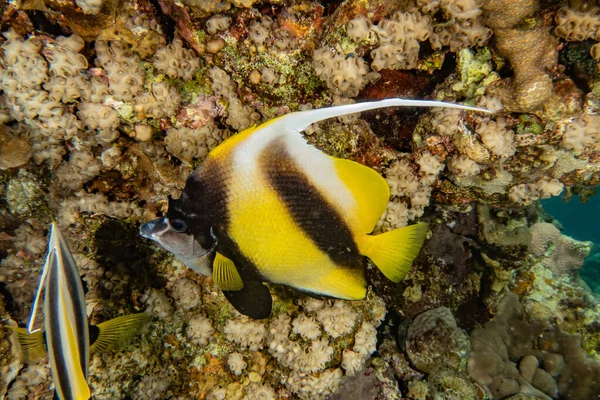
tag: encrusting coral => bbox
[528,222,592,276]
[1,0,600,399]
[478,0,562,115]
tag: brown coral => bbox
[478,0,567,114]
[487,26,558,113]
[479,0,540,29]
[0,127,31,169]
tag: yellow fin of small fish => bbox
[90,313,151,354]
[357,222,428,282]
[213,253,244,291]
[333,157,390,234]
[8,326,47,361]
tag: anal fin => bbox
[213,253,244,291]
[222,281,272,319]
[90,313,151,353]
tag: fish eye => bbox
[169,219,187,233]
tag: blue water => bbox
[542,195,600,293]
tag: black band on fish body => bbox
[167,172,219,250]
[164,143,276,317]
[259,138,365,273]
[88,325,100,347]
[192,227,218,259]
[170,157,266,282]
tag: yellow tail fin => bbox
[90,313,151,353]
[357,222,428,282]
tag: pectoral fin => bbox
[222,281,272,319]
[8,326,47,361]
[90,313,151,353]
[213,253,244,291]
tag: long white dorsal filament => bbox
[266,98,491,134]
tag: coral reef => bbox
[1,0,600,399]
[469,292,600,400]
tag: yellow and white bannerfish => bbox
[141,99,490,319]
[10,222,149,400]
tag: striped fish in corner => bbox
[42,222,90,400]
[11,223,150,400]
[141,99,490,319]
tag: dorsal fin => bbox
[209,99,489,159]
[209,124,258,158]
[89,313,150,353]
[261,99,490,136]
[213,253,244,291]
[332,157,390,234]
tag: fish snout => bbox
[139,218,167,239]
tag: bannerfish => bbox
[10,222,149,400]
[141,99,490,319]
